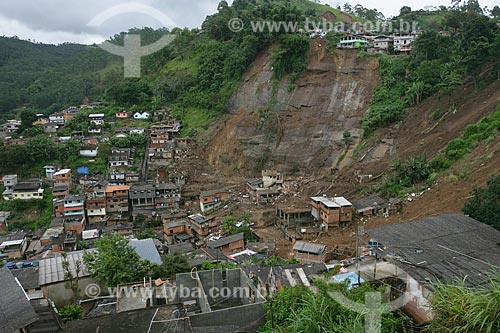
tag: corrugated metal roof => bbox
[128,239,162,265]
[0,268,38,331]
[293,241,326,254]
[367,214,500,286]
[207,233,244,249]
[38,250,92,285]
[333,196,352,206]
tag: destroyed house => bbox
[352,196,386,216]
[293,241,326,264]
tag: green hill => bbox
[0,37,119,122]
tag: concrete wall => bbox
[44,277,109,307]
[189,302,266,331]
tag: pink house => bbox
[115,111,129,119]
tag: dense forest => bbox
[0,37,120,122]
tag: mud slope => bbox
[354,79,500,176]
[206,40,379,175]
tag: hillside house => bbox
[63,106,80,122]
[187,213,216,238]
[89,113,105,125]
[0,231,28,259]
[115,111,129,119]
[64,216,86,235]
[2,174,17,200]
[133,111,150,120]
[129,184,156,212]
[109,153,130,167]
[337,35,370,48]
[207,232,245,255]
[293,241,326,264]
[88,127,102,134]
[373,35,393,51]
[12,180,44,200]
[105,185,130,214]
[394,34,416,52]
[63,194,86,219]
[86,192,107,224]
[54,168,72,185]
[83,136,99,145]
[52,184,69,200]
[163,219,193,244]
[199,188,229,213]
[79,145,98,157]
[276,205,317,241]
[43,165,56,178]
[48,112,65,124]
[310,196,352,230]
[43,121,64,133]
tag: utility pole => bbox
[355,225,363,285]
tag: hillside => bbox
[0,37,119,122]
[207,40,379,174]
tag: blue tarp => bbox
[77,166,89,175]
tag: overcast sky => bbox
[0,0,496,45]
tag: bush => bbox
[58,304,82,321]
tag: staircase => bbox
[28,299,62,333]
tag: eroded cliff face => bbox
[206,39,379,175]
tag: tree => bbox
[153,253,190,278]
[463,174,500,230]
[399,6,412,15]
[19,108,37,133]
[492,6,500,18]
[342,130,352,147]
[61,252,81,303]
[83,234,154,287]
[58,304,83,322]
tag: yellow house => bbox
[11,181,44,200]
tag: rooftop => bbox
[352,196,386,210]
[128,238,163,265]
[105,185,130,193]
[207,232,244,249]
[0,268,38,331]
[200,188,227,197]
[10,267,40,290]
[367,214,500,287]
[38,250,92,285]
[53,169,71,176]
[293,241,326,255]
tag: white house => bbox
[133,111,150,120]
[43,166,56,179]
[48,112,65,124]
[79,145,98,157]
[88,127,102,134]
[89,113,105,126]
[393,34,416,52]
